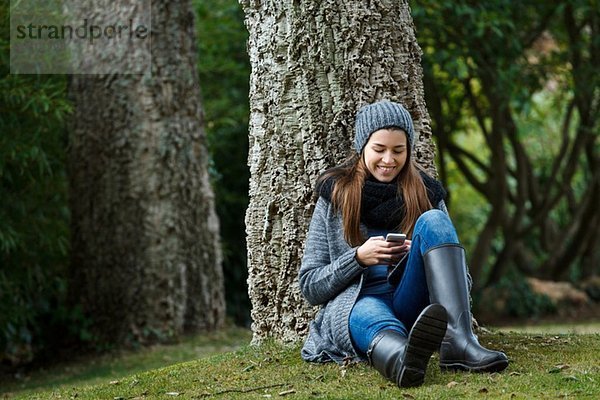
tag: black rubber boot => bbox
[367,304,447,387]
[423,244,509,372]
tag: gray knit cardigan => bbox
[298,196,450,364]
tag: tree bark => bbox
[68,0,224,346]
[240,0,436,343]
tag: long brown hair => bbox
[317,139,433,246]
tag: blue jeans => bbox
[349,209,460,354]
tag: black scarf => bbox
[317,171,446,229]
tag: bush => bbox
[0,3,77,365]
[476,273,557,321]
[195,0,251,326]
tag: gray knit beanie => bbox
[354,100,415,153]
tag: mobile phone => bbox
[386,233,406,244]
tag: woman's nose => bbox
[382,152,393,163]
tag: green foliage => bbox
[414,0,600,284]
[478,274,557,319]
[437,130,490,254]
[0,3,75,364]
[194,0,251,325]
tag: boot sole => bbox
[398,304,448,387]
[440,358,509,373]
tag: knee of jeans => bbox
[415,209,448,227]
[414,209,458,243]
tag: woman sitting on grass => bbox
[298,100,508,388]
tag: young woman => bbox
[298,100,508,388]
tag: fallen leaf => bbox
[487,372,501,382]
[548,364,570,373]
[278,389,296,396]
[109,380,120,385]
[166,392,181,397]
[447,381,459,388]
[509,372,521,376]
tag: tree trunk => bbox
[68,0,224,346]
[240,0,436,343]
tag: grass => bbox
[0,326,252,398]
[2,328,599,399]
[497,322,600,335]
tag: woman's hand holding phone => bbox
[355,235,411,267]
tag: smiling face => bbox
[363,128,408,183]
